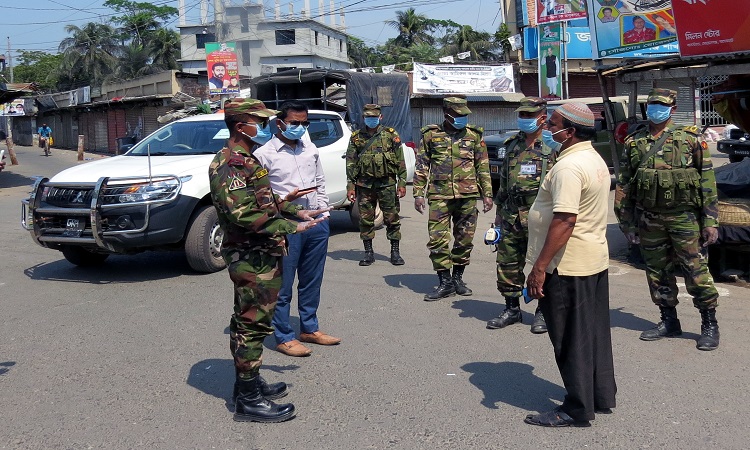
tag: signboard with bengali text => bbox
[412,63,516,94]
[537,0,588,24]
[539,23,562,100]
[672,0,750,57]
[205,42,241,96]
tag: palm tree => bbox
[58,23,120,86]
[442,25,498,61]
[148,28,181,70]
[385,8,435,48]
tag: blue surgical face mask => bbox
[541,128,566,152]
[364,117,380,128]
[280,120,307,140]
[449,114,468,129]
[646,103,673,124]
[251,122,272,145]
[517,117,541,134]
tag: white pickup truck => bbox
[21,110,415,272]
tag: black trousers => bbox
[539,269,617,421]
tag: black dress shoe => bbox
[524,408,591,427]
[595,408,613,415]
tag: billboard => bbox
[539,23,562,100]
[412,63,516,94]
[205,42,241,95]
[0,99,26,116]
[537,0,588,24]
[586,0,678,58]
[672,0,750,57]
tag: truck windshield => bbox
[126,120,228,156]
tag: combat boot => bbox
[359,239,375,266]
[232,372,289,404]
[424,270,456,301]
[530,306,548,334]
[696,308,720,351]
[234,375,296,423]
[639,306,682,341]
[389,240,405,265]
[487,296,522,329]
[452,265,473,296]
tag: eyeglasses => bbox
[280,119,310,127]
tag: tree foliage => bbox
[3,51,64,92]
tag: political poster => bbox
[672,0,750,57]
[0,99,26,116]
[412,63,516,94]
[586,0,679,58]
[205,42,241,95]
[539,23,562,100]
[537,0,588,25]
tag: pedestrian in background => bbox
[487,97,551,334]
[614,88,721,351]
[346,104,407,266]
[208,98,327,423]
[524,102,616,427]
[414,96,493,301]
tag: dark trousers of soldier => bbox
[427,198,478,271]
[539,269,617,422]
[227,251,282,380]
[496,216,528,298]
[638,210,719,309]
[357,185,401,241]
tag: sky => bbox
[2,0,504,60]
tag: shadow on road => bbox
[383,273,436,295]
[0,170,36,189]
[327,248,393,263]
[23,251,198,283]
[450,298,536,325]
[461,361,565,412]
[0,361,17,376]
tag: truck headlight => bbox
[103,178,181,204]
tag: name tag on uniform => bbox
[255,168,269,179]
[520,163,537,175]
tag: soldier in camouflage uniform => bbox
[487,97,551,334]
[209,98,328,422]
[346,104,408,266]
[614,88,721,351]
[414,96,494,301]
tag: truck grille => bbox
[45,187,94,207]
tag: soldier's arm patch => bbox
[228,174,247,191]
[701,141,708,151]
[480,139,486,147]
[255,168,269,179]
[394,136,401,144]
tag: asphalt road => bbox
[1,145,749,449]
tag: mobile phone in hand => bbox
[298,185,320,193]
[0,149,5,161]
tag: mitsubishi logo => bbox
[73,191,85,203]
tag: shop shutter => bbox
[656,78,695,126]
[142,106,160,136]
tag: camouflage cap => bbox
[363,104,381,117]
[443,96,471,115]
[515,97,547,113]
[648,88,677,105]
[223,97,278,118]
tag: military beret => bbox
[363,104,381,117]
[557,102,595,128]
[648,88,677,105]
[443,96,471,115]
[224,97,277,118]
[515,97,547,113]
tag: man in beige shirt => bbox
[523,102,616,428]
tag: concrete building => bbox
[178,0,350,80]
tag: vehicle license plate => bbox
[734,149,750,156]
[62,217,85,237]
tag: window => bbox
[241,41,250,65]
[315,31,319,45]
[275,29,296,45]
[196,33,216,49]
[339,40,343,52]
[327,35,331,46]
[240,11,249,33]
[276,66,296,72]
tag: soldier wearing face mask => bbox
[487,97,552,334]
[614,88,721,351]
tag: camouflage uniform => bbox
[414,98,492,272]
[346,104,407,241]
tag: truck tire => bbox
[349,202,384,230]
[61,246,110,267]
[185,205,226,273]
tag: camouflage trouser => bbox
[638,209,718,309]
[225,250,283,380]
[357,185,401,241]
[427,197,478,271]
[496,216,528,298]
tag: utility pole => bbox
[5,36,18,165]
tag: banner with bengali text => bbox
[673,0,750,57]
[412,63,516,94]
[205,42,241,96]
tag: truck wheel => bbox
[349,202,384,229]
[61,246,110,267]
[185,205,226,273]
[729,154,745,163]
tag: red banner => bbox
[673,0,750,57]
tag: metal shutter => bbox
[656,78,695,126]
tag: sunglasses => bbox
[280,119,310,127]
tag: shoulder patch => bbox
[228,153,246,166]
[228,174,247,191]
[701,141,708,150]
[421,124,440,134]
[255,168,269,179]
[386,127,395,133]
[466,124,484,134]
[393,135,401,144]
[351,130,361,137]
[680,125,701,135]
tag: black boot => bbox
[424,270,456,301]
[696,308,720,351]
[232,374,289,404]
[234,375,296,423]
[639,306,682,341]
[359,239,375,266]
[389,240,405,265]
[530,306,548,334]
[487,296,522,329]
[452,265,473,296]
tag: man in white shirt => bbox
[254,102,341,357]
[523,102,616,428]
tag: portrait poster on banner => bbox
[0,99,26,116]
[586,0,678,58]
[205,42,241,95]
[672,0,750,57]
[539,23,562,100]
[412,63,516,94]
[537,0,588,25]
